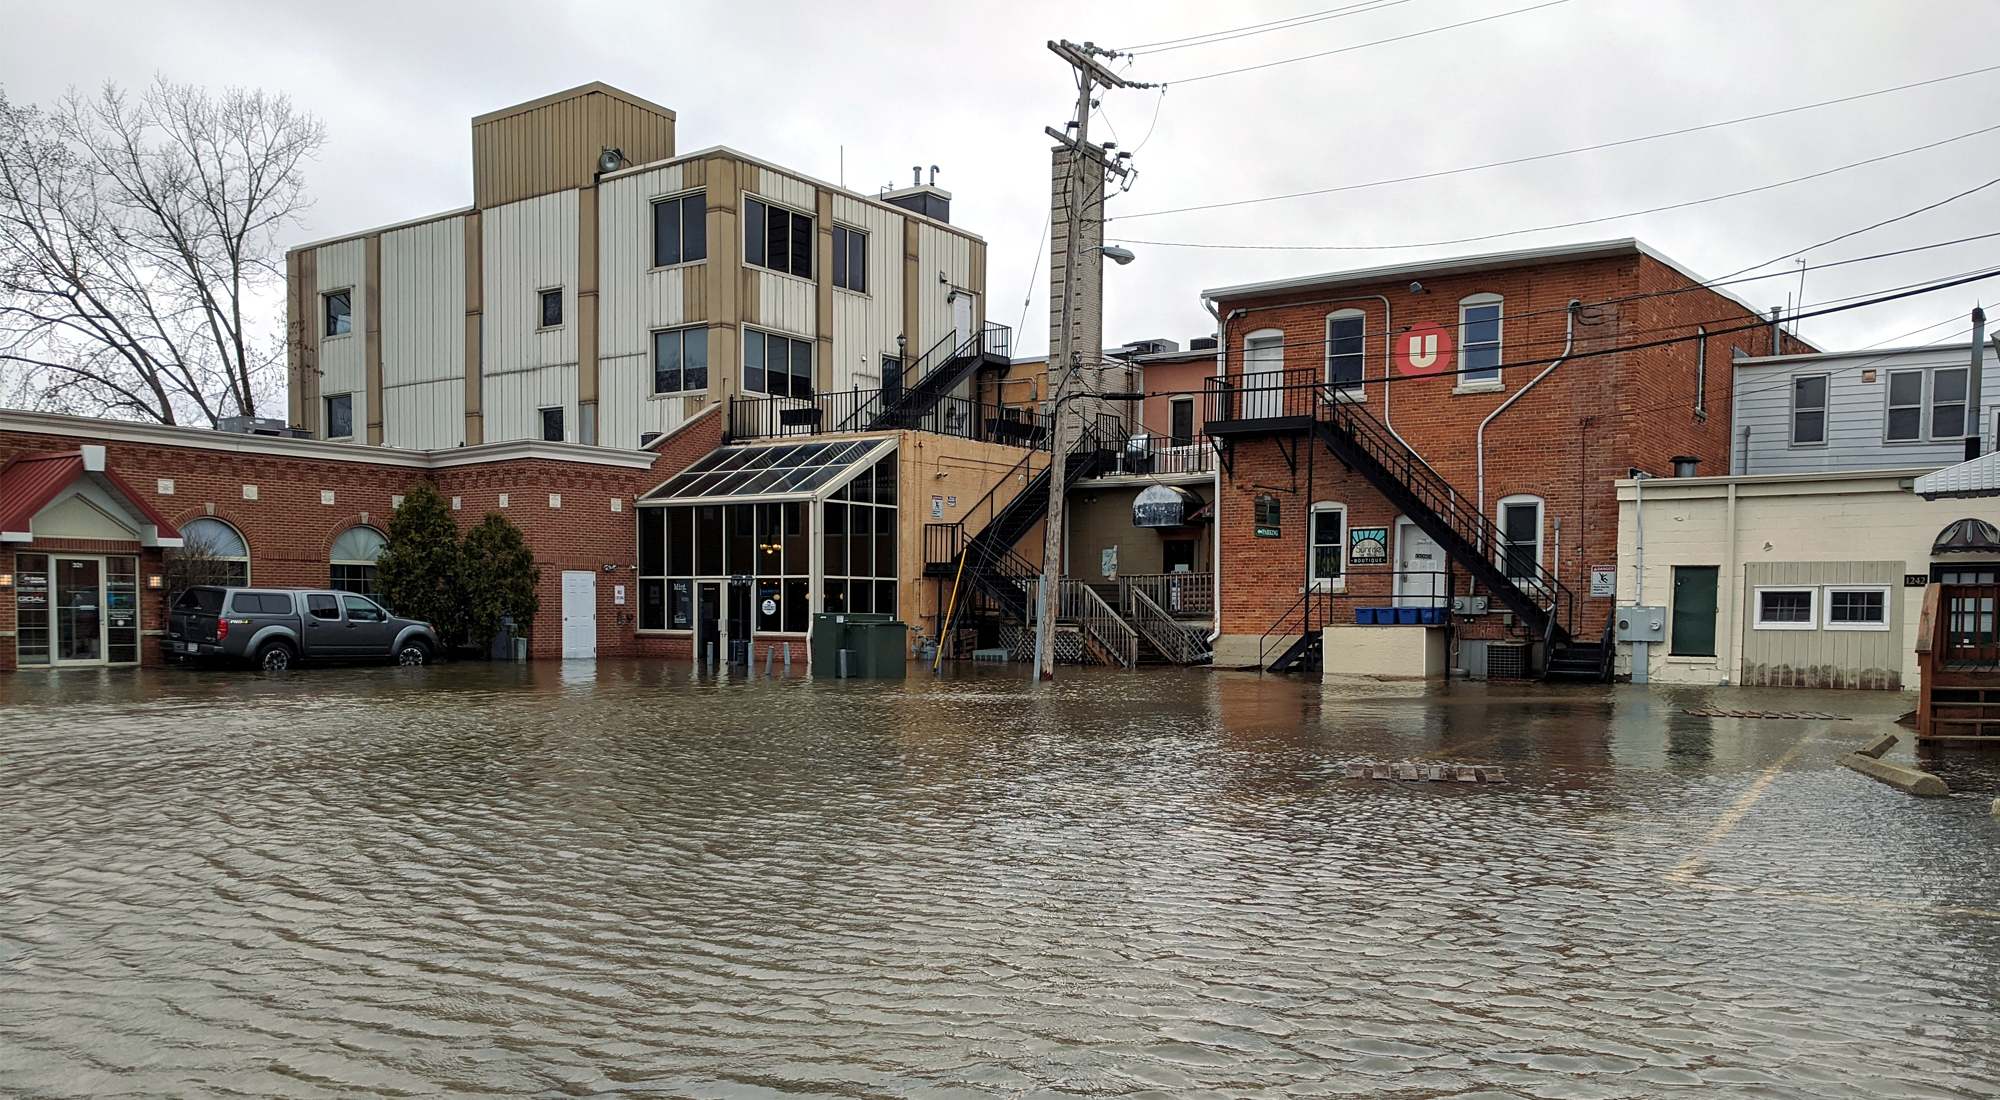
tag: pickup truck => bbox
[165,586,441,670]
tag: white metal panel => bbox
[599,163,692,363]
[482,190,579,376]
[829,197,904,393]
[482,363,578,444]
[598,351,687,451]
[753,167,815,212]
[917,222,975,354]
[315,239,367,439]
[380,216,465,388]
[756,270,817,338]
[561,570,597,659]
[380,378,465,450]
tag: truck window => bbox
[230,592,292,615]
[175,588,224,613]
[307,594,341,621]
[342,595,385,623]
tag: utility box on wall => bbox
[1614,606,1667,643]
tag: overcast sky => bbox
[6,0,1996,357]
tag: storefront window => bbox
[15,553,50,666]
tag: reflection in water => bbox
[1,663,1995,1097]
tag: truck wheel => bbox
[257,641,296,671]
[395,640,431,667]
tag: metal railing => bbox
[1119,573,1214,617]
[1087,434,1216,478]
[1128,588,1210,664]
[1205,367,1574,642]
[1060,578,1137,668]
[731,388,1051,446]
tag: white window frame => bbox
[1930,366,1969,442]
[1308,502,1346,593]
[1824,585,1892,632]
[1324,309,1366,401]
[1495,494,1543,585]
[1789,373,1829,447]
[1885,368,1925,443]
[650,188,708,271]
[1241,328,1286,419]
[1456,293,1504,392]
[1753,585,1818,630]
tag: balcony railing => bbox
[1118,572,1214,617]
[731,388,1052,446]
[1086,434,1215,478]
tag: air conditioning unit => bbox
[1451,595,1491,615]
[1486,642,1530,680]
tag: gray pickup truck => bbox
[165,586,441,670]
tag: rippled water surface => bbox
[3,662,1998,1098]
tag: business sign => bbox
[1349,527,1389,566]
[1395,321,1454,378]
[1590,565,1616,598]
[614,585,627,605]
[1255,494,1281,538]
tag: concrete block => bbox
[1856,733,1898,759]
[1840,753,1948,797]
[1322,624,1449,680]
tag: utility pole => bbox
[1035,39,1150,681]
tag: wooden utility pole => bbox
[1035,39,1148,681]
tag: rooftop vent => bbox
[1190,337,1218,351]
[216,416,311,438]
[882,184,951,224]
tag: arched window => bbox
[330,526,388,594]
[178,517,250,587]
[1459,293,1504,385]
[1496,494,1543,583]
[1325,309,1365,398]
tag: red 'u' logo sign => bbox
[1396,321,1453,377]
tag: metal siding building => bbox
[1732,342,1995,475]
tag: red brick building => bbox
[1200,239,1812,675]
[0,407,712,672]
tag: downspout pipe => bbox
[1970,306,1986,459]
[1204,296,1225,644]
[1478,300,1580,514]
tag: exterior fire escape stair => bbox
[864,323,1012,432]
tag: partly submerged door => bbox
[1394,519,1448,607]
[561,570,597,660]
[54,558,103,664]
[697,582,721,664]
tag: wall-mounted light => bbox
[601,563,618,573]
[0,573,13,588]
[147,575,163,589]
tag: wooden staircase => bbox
[1915,582,2000,742]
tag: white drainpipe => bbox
[1477,300,1580,514]
[1204,297,1224,645]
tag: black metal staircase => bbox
[1208,375,1589,676]
[862,322,1012,432]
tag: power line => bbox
[1116,0,1421,55]
[1110,124,2000,252]
[1114,63,2000,222]
[1710,176,2000,285]
[1157,0,1573,85]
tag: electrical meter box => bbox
[1450,596,1491,615]
[1614,606,1667,643]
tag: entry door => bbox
[952,293,975,351]
[727,579,752,665]
[697,582,721,664]
[55,558,103,663]
[561,570,597,660]
[341,594,396,657]
[1394,519,1448,607]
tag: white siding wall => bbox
[917,222,977,396]
[599,162,694,450]
[482,190,579,442]
[830,195,904,393]
[1734,346,1989,475]
[380,217,466,448]
[755,270,816,338]
[752,167,815,212]
[315,239,366,440]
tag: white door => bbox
[952,292,975,351]
[1394,518,1448,607]
[561,570,597,659]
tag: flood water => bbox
[3,662,1998,1098]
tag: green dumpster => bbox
[851,621,910,679]
[810,612,902,678]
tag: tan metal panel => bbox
[902,217,919,374]
[471,83,676,209]
[286,248,313,431]
[704,156,740,406]
[816,188,834,393]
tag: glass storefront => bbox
[13,553,140,667]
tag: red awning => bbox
[0,447,182,546]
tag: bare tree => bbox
[0,78,324,425]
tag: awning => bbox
[641,438,896,503]
[0,445,182,547]
[1933,518,2000,556]
[1914,451,2000,499]
[1133,483,1205,528]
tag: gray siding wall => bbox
[1740,560,1905,689]
[1733,345,1988,475]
